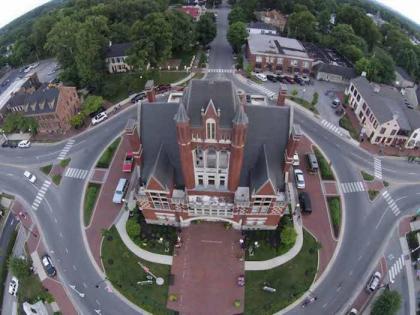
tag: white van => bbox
[112,178,128,204]
[254,73,267,82]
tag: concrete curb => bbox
[400,234,416,315]
[115,211,173,265]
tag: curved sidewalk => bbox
[115,208,304,271]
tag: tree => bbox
[280,226,297,246]
[227,22,247,53]
[1,113,38,134]
[331,24,366,51]
[166,10,194,53]
[82,95,104,115]
[311,92,319,106]
[371,290,401,315]
[287,10,316,42]
[318,9,332,33]
[228,6,247,25]
[399,48,419,77]
[369,48,396,84]
[338,44,364,63]
[196,13,217,47]
[355,57,370,75]
[130,13,172,67]
[70,113,86,129]
[8,257,31,279]
[75,15,110,89]
[31,13,57,58]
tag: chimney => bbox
[277,83,288,106]
[145,80,156,103]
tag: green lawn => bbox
[327,197,341,238]
[40,164,52,175]
[84,183,101,226]
[102,226,174,315]
[59,158,71,168]
[339,114,359,140]
[245,216,296,261]
[368,190,380,201]
[126,211,177,255]
[96,137,121,168]
[18,273,54,305]
[51,174,62,185]
[100,70,189,102]
[313,147,334,180]
[361,170,374,181]
[244,230,318,314]
[288,96,319,114]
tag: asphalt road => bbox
[0,2,418,315]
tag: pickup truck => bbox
[122,152,134,172]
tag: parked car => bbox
[130,92,146,103]
[1,140,18,148]
[266,74,277,82]
[283,76,295,84]
[41,254,56,277]
[294,169,305,189]
[294,75,305,86]
[122,152,134,173]
[113,178,128,204]
[348,308,358,315]
[366,271,381,292]
[292,153,300,167]
[91,112,108,125]
[335,107,344,116]
[8,276,18,296]
[254,73,267,82]
[24,171,36,183]
[301,75,310,83]
[306,153,319,173]
[298,191,312,213]
[18,140,31,148]
[246,94,251,103]
[331,98,341,108]
[156,84,171,94]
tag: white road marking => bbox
[64,168,89,180]
[374,157,382,179]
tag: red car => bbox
[156,84,171,94]
[122,152,134,172]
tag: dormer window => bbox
[206,119,216,140]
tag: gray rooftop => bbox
[351,76,420,131]
[316,63,356,80]
[396,66,414,82]
[6,85,60,115]
[248,21,277,31]
[182,80,239,128]
[247,33,310,59]
[106,42,132,58]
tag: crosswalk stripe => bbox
[65,167,88,180]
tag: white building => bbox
[247,22,278,35]
[105,42,133,74]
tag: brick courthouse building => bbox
[136,80,301,230]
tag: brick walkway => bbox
[364,180,385,192]
[399,216,413,237]
[11,202,77,315]
[323,181,338,195]
[168,223,244,315]
[297,137,337,278]
[351,257,387,312]
[85,132,139,270]
[90,168,108,184]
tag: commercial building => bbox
[347,75,420,149]
[105,42,133,74]
[315,63,356,84]
[247,22,277,35]
[246,34,313,74]
[5,83,80,134]
[136,79,301,230]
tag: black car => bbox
[1,141,17,148]
[130,92,147,103]
[41,254,57,277]
[266,74,277,82]
[246,94,251,103]
[298,192,312,214]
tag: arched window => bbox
[195,147,204,168]
[206,148,217,168]
[206,119,216,140]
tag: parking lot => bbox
[257,74,347,125]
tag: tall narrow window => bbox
[206,119,216,140]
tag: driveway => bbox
[168,223,244,315]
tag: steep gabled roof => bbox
[148,144,174,190]
[106,42,133,58]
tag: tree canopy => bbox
[371,290,401,315]
[227,22,248,53]
[196,13,217,47]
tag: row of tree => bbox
[227,0,420,84]
[0,0,217,91]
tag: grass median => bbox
[40,164,52,175]
[327,197,341,238]
[361,171,374,181]
[244,230,318,314]
[313,147,334,180]
[84,183,101,226]
[96,137,121,169]
[102,226,174,315]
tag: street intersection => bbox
[0,3,419,315]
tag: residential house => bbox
[346,76,420,149]
[246,34,313,74]
[315,63,356,84]
[105,42,133,74]
[5,84,81,134]
[136,79,301,230]
[247,22,277,35]
[395,66,415,88]
[177,6,204,22]
[255,10,288,32]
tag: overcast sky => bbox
[0,0,419,30]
